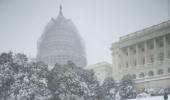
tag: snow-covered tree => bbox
[9,61,52,100]
[0,52,13,65]
[102,77,117,100]
[47,61,100,100]
[13,53,28,65]
[0,52,102,100]
[47,61,86,100]
[119,74,137,99]
[75,66,100,100]
[0,52,14,100]
[0,52,52,100]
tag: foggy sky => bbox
[0,0,169,65]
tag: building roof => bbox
[111,20,170,49]
[86,61,112,69]
[120,20,170,41]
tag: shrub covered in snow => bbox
[102,77,117,100]
[136,92,150,98]
[0,52,52,100]
[145,88,168,96]
[47,61,100,100]
[119,74,137,99]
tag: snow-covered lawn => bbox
[128,95,170,100]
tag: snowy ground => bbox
[128,95,170,100]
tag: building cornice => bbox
[120,20,170,41]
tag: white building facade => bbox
[37,6,87,67]
[111,21,170,90]
[87,62,113,84]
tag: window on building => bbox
[119,64,121,69]
[133,49,136,54]
[142,58,145,65]
[150,55,154,63]
[157,69,163,75]
[124,48,128,56]
[167,34,170,45]
[158,52,164,61]
[168,39,170,45]
[159,42,163,48]
[149,44,154,50]
[148,71,154,76]
[130,46,136,54]
[168,51,170,59]
[141,48,145,52]
[147,40,154,50]
[126,63,128,68]
[126,51,128,56]
[139,72,145,78]
[168,68,170,73]
[134,60,136,66]
[156,37,164,48]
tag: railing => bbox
[134,73,170,84]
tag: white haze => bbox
[0,0,169,65]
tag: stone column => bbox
[120,49,125,68]
[163,35,167,60]
[116,49,121,82]
[144,41,147,64]
[127,47,130,67]
[154,38,157,62]
[136,44,139,66]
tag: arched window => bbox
[148,71,154,76]
[157,69,163,75]
[168,68,170,73]
[132,74,136,79]
[139,72,145,78]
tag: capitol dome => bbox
[37,6,87,67]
